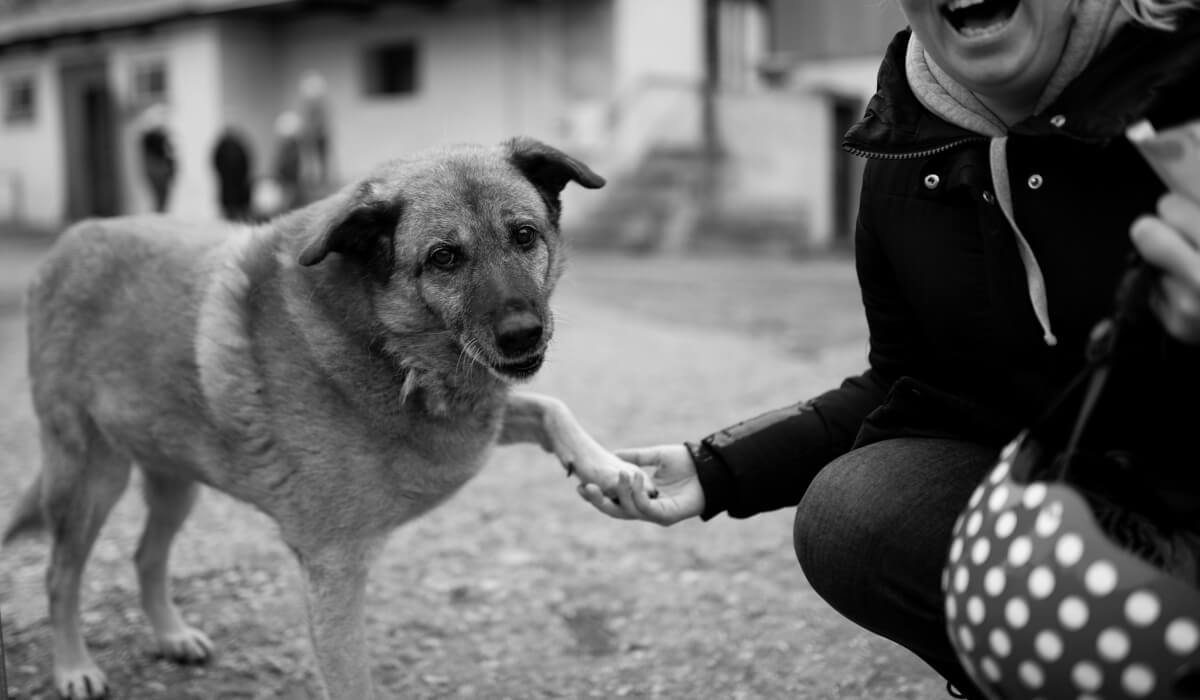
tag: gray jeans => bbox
[794,438,996,699]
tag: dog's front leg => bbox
[500,392,654,496]
[292,537,384,700]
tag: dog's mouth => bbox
[940,0,1019,37]
[491,353,545,379]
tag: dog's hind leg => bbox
[40,423,131,700]
[135,471,213,663]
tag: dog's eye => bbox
[512,226,538,248]
[428,247,459,269]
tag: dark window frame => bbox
[130,58,168,107]
[362,41,419,98]
[4,75,36,125]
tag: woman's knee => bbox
[792,439,997,622]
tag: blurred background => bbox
[0,0,906,254]
[0,2,960,699]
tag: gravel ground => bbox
[0,244,949,700]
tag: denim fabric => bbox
[794,438,999,699]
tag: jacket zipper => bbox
[843,136,987,160]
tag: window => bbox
[4,76,35,124]
[363,42,419,97]
[130,59,168,106]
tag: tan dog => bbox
[3,138,644,700]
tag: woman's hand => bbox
[1132,192,1200,344]
[577,444,705,526]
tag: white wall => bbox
[613,0,703,94]
[273,2,573,185]
[717,91,832,245]
[0,52,64,226]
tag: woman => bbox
[579,1,1200,696]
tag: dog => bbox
[2,137,648,700]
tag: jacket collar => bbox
[844,11,1200,158]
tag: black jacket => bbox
[692,14,1200,525]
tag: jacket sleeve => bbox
[693,170,916,519]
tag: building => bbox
[0,0,906,250]
[0,0,713,227]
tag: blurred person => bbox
[138,103,176,213]
[298,70,332,198]
[211,126,254,221]
[574,1,1200,698]
[271,110,304,213]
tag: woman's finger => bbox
[1132,214,1200,288]
[1158,192,1200,250]
[1153,274,1200,344]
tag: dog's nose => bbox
[494,312,543,356]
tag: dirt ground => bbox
[0,246,949,700]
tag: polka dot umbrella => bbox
[944,432,1200,699]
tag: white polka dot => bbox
[1018,659,1044,689]
[994,511,1017,539]
[969,484,986,510]
[1059,596,1090,630]
[1009,536,1033,567]
[981,656,1001,682]
[958,625,976,652]
[949,537,964,563]
[967,596,986,625]
[1084,560,1118,597]
[989,628,1012,658]
[1028,566,1055,599]
[1034,501,1063,537]
[990,459,1010,484]
[1072,661,1103,692]
[988,485,1010,512]
[1001,440,1019,461]
[1022,482,1047,509]
[954,565,970,594]
[945,595,957,621]
[984,567,1006,597]
[1006,597,1031,629]
[1097,627,1131,662]
[1126,590,1161,627]
[1035,630,1063,662]
[1055,533,1084,567]
[1122,663,1156,697]
[1166,618,1200,655]
[967,511,984,537]
[971,538,991,565]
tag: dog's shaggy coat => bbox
[3,138,640,700]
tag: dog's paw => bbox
[54,662,109,700]
[156,625,214,664]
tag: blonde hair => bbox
[1119,0,1198,30]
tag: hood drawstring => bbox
[903,0,1128,348]
[990,136,1057,346]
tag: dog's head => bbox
[295,137,604,382]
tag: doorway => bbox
[60,59,121,220]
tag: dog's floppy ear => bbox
[506,137,605,223]
[298,181,401,282]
